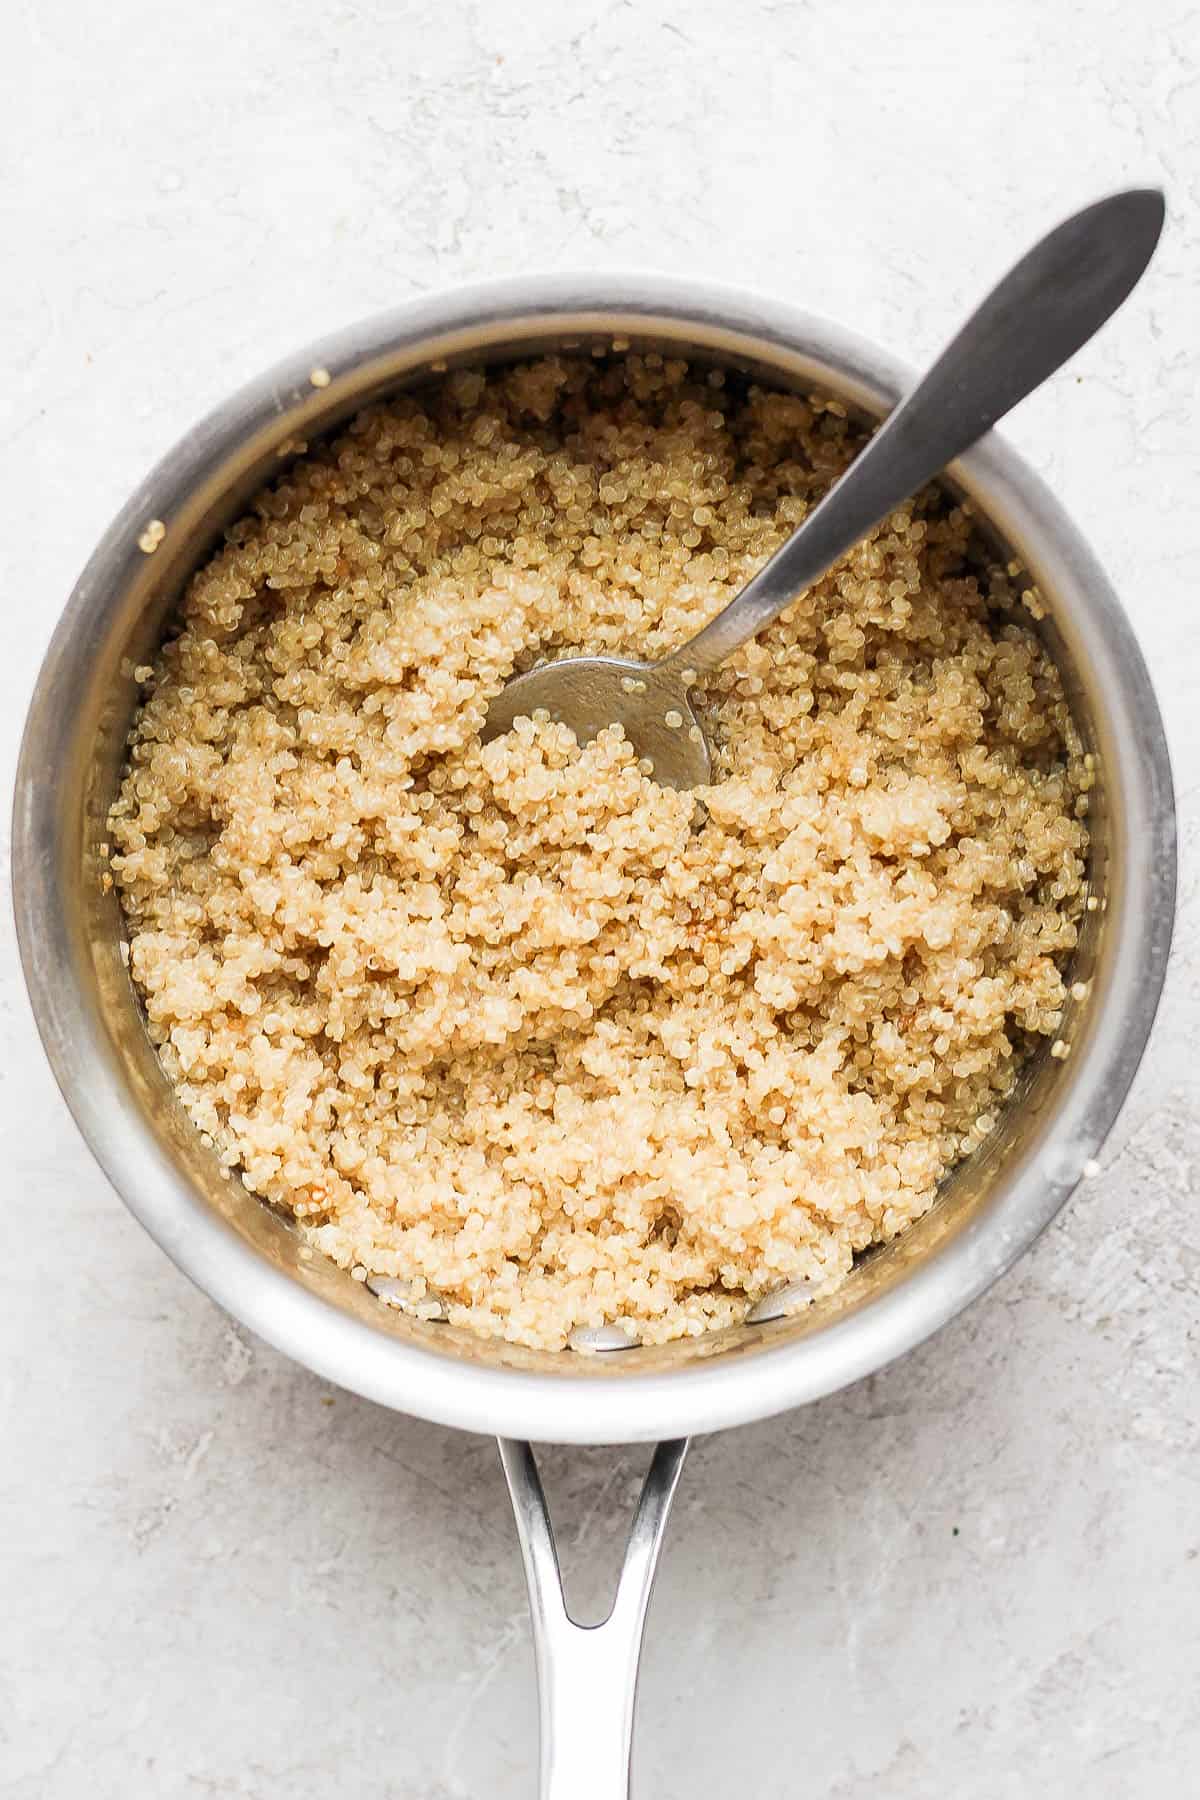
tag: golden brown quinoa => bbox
[110,354,1088,1350]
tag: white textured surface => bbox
[3,2,1198,1794]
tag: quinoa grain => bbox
[111,356,1087,1351]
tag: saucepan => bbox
[12,277,1176,1796]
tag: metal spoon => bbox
[482,189,1164,789]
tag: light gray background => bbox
[3,2,1197,1795]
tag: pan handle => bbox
[498,1437,690,1799]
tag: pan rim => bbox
[12,271,1176,1442]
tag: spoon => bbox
[482,189,1164,788]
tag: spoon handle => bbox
[658,188,1164,682]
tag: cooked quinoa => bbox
[110,354,1088,1351]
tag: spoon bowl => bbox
[481,654,711,789]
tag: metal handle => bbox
[498,1437,690,1799]
[658,187,1164,680]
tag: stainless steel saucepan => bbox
[12,277,1176,1797]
